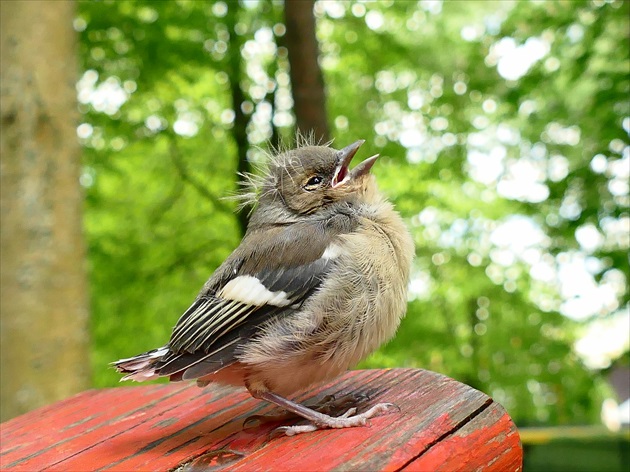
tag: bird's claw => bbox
[339,407,357,418]
[269,401,398,437]
[270,423,319,438]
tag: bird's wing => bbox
[155,213,355,378]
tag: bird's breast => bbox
[239,201,414,395]
[315,202,414,362]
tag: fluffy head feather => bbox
[230,132,332,212]
[232,135,379,227]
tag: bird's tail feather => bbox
[111,346,169,381]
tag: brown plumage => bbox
[113,139,414,436]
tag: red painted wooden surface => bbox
[0,368,522,471]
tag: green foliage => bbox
[77,0,627,426]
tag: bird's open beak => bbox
[332,140,380,188]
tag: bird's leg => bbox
[251,390,397,437]
[243,392,369,429]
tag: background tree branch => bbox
[284,0,330,143]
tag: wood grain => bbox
[0,369,522,471]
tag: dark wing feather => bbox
[152,214,357,380]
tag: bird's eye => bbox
[304,175,324,191]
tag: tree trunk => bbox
[284,0,330,143]
[0,0,91,421]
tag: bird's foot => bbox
[272,402,397,437]
[243,391,370,429]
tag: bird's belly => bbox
[238,214,413,396]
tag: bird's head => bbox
[261,140,380,216]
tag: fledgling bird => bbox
[113,139,414,436]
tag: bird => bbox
[113,138,415,436]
